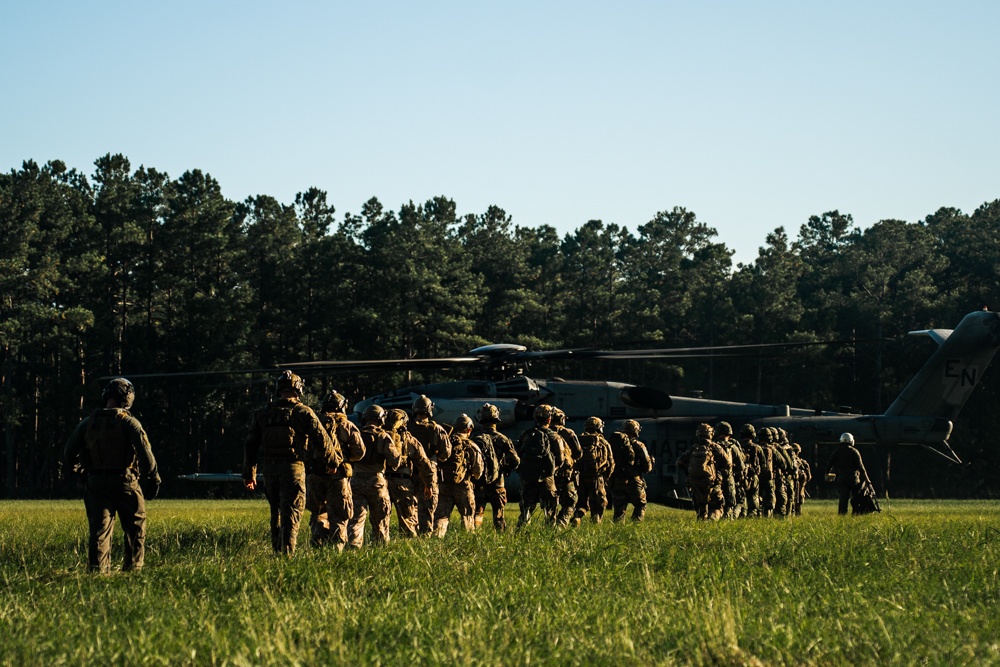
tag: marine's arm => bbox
[63,418,89,476]
[243,412,263,488]
[338,420,366,462]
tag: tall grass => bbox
[1,499,998,665]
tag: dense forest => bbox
[3,155,1000,498]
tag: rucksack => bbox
[465,440,485,482]
[578,432,609,477]
[518,427,555,478]
[552,430,575,475]
[440,435,469,483]
[472,431,501,484]
[686,443,716,482]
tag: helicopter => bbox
[220,309,998,504]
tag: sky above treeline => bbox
[2,1,998,266]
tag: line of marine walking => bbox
[64,373,877,571]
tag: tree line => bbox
[3,154,1000,498]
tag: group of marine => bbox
[62,374,859,573]
[244,371,651,554]
[679,421,812,522]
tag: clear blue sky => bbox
[2,1,998,266]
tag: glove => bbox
[141,474,161,499]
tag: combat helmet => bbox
[584,416,604,433]
[276,370,305,397]
[739,423,756,438]
[362,404,386,425]
[385,408,408,431]
[321,391,348,413]
[715,421,733,437]
[412,395,435,417]
[453,414,474,432]
[695,423,714,439]
[551,407,567,426]
[533,404,554,423]
[102,377,135,410]
[622,419,641,437]
[476,403,501,424]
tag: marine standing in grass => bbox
[792,442,811,515]
[307,391,365,551]
[677,423,727,521]
[572,417,614,524]
[609,419,654,522]
[550,408,582,527]
[348,404,402,547]
[471,403,519,531]
[64,377,161,573]
[738,424,763,517]
[826,432,872,515]
[714,421,746,519]
[516,405,562,527]
[407,395,451,535]
[434,414,483,537]
[384,409,436,538]
[757,427,777,518]
[243,371,340,555]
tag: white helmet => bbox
[839,432,855,445]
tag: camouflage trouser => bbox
[759,477,776,517]
[347,472,391,548]
[688,478,724,521]
[306,473,353,551]
[573,475,608,523]
[263,461,307,555]
[794,481,807,515]
[612,476,647,522]
[415,462,439,535]
[518,476,558,527]
[474,480,509,531]
[434,480,476,537]
[745,476,761,517]
[774,474,789,516]
[84,471,147,572]
[733,475,748,519]
[721,473,738,519]
[387,473,419,538]
[784,478,796,516]
[554,474,579,527]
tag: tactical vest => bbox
[84,409,136,471]
[259,404,303,460]
[578,432,609,477]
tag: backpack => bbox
[553,430,575,475]
[686,442,716,482]
[466,440,485,482]
[472,431,501,484]
[440,435,469,483]
[518,427,555,478]
[261,404,299,459]
[578,432,609,477]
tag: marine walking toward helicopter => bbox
[433,414,483,537]
[243,371,341,555]
[550,408,582,527]
[471,403,519,531]
[515,405,562,527]
[307,391,365,550]
[384,409,437,538]
[407,395,451,535]
[347,404,402,548]
[572,417,614,524]
[609,419,654,522]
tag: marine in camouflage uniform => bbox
[243,371,339,555]
[572,417,614,524]
[434,414,483,537]
[756,427,777,518]
[347,405,402,548]
[736,424,762,517]
[792,442,811,515]
[826,432,872,515]
[407,395,451,535]
[516,405,562,527]
[384,409,436,538]
[677,423,727,521]
[307,391,365,551]
[773,429,796,517]
[471,403,519,532]
[609,420,654,522]
[714,421,747,519]
[551,408,583,527]
[64,378,161,573]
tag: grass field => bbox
[1,498,998,666]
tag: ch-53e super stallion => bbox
[168,311,1000,502]
[218,309,994,503]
